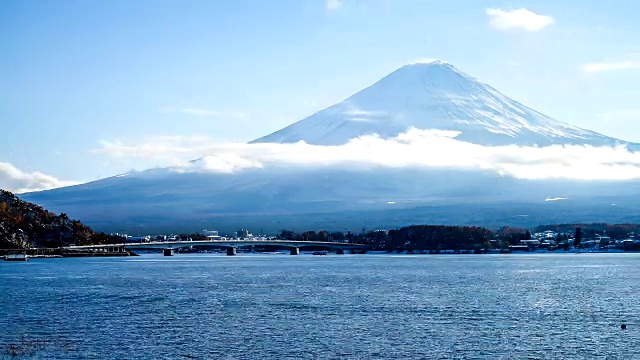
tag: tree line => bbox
[279,225,494,252]
[276,223,639,252]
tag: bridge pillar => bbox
[163,248,174,256]
[226,247,237,256]
[290,247,299,255]
[336,249,345,255]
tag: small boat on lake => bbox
[4,254,29,262]
[312,251,328,256]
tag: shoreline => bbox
[0,249,138,258]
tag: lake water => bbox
[1,253,639,359]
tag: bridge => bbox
[63,240,367,256]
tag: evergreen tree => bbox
[574,227,582,248]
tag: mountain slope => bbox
[253,61,621,147]
[20,167,640,234]
[20,61,640,233]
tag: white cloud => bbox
[0,162,79,194]
[486,8,554,32]
[95,128,640,181]
[326,0,343,10]
[341,106,387,122]
[94,136,214,166]
[582,60,640,74]
[545,197,568,202]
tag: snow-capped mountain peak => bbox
[252,62,622,147]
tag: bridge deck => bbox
[64,240,366,250]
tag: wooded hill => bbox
[0,189,117,249]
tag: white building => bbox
[595,235,611,246]
[127,235,151,242]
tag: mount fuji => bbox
[20,61,640,233]
[253,60,623,147]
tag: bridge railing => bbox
[64,239,365,250]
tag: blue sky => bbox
[2,0,640,191]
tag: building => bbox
[127,235,151,242]
[203,230,218,237]
[595,235,611,247]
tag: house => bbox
[595,234,611,247]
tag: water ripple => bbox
[1,254,639,359]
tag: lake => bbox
[1,253,639,359]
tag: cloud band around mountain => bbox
[95,128,640,181]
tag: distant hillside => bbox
[0,189,115,249]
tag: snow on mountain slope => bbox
[252,60,622,146]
